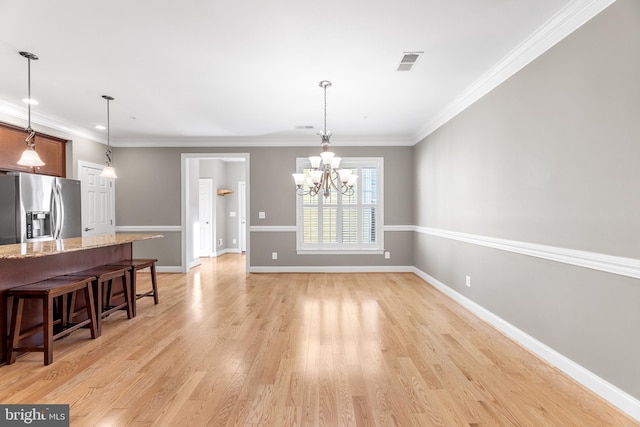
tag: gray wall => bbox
[413,0,640,400]
[112,145,414,269]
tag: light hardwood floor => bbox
[0,254,636,426]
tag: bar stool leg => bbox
[60,294,69,328]
[124,273,133,319]
[150,263,159,305]
[6,296,24,365]
[129,269,137,317]
[105,279,113,308]
[43,294,54,365]
[84,283,99,339]
[94,280,103,336]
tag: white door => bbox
[238,181,246,252]
[199,179,213,257]
[79,162,115,236]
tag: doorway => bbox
[181,153,249,273]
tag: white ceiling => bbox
[0,0,607,146]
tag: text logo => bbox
[0,405,69,426]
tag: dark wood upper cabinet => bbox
[0,122,67,177]
[0,124,33,173]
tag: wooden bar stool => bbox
[6,275,98,365]
[108,259,158,317]
[65,265,133,335]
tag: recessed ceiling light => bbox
[22,98,39,105]
[295,125,314,129]
[95,125,106,130]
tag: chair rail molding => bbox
[115,226,182,232]
[415,226,640,280]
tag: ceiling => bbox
[0,0,601,146]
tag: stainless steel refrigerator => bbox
[0,172,82,245]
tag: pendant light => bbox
[17,51,45,167]
[99,95,117,178]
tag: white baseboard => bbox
[155,266,182,273]
[248,265,414,273]
[211,248,241,257]
[188,258,201,270]
[411,267,640,422]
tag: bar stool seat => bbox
[108,259,158,317]
[6,275,98,365]
[65,265,132,335]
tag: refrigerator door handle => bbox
[57,184,64,239]
[51,185,58,239]
[52,184,64,239]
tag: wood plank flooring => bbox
[0,254,636,426]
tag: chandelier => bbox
[292,80,358,198]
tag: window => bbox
[295,157,383,253]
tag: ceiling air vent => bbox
[295,125,314,129]
[397,52,422,71]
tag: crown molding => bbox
[413,0,616,143]
[111,135,415,148]
[0,99,106,143]
[0,0,615,148]
[0,98,412,147]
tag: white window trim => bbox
[295,157,384,254]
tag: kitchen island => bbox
[0,233,162,364]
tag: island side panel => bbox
[1,243,132,364]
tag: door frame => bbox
[77,160,116,236]
[181,153,250,273]
[238,181,246,252]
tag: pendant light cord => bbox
[103,95,114,166]
[27,57,31,129]
[323,83,327,136]
[24,53,36,147]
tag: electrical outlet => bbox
[384,251,390,259]
[218,239,223,247]
[259,211,266,219]
[466,275,471,287]
[272,252,278,260]
[232,239,237,244]
[230,211,236,217]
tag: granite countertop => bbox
[0,234,163,259]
